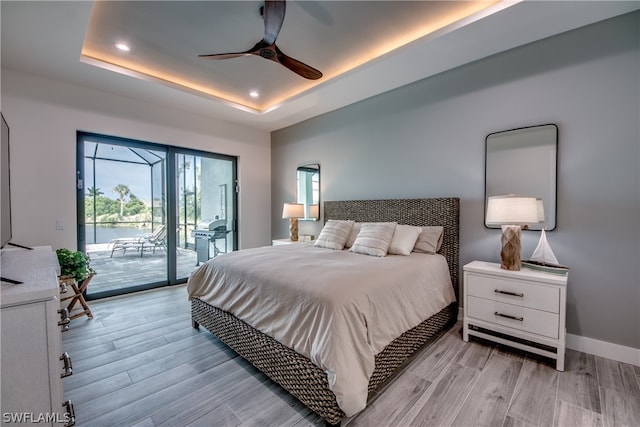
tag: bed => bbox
[188,198,459,424]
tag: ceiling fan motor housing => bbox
[259,48,276,60]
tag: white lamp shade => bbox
[486,195,540,225]
[309,204,319,219]
[282,203,304,219]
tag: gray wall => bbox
[272,12,639,349]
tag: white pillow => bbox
[413,226,444,254]
[349,222,397,257]
[344,222,362,248]
[314,220,354,250]
[388,224,423,256]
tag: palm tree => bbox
[112,184,131,217]
[87,187,103,198]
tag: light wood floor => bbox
[63,285,640,427]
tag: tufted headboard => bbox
[324,198,460,299]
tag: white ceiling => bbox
[83,1,501,109]
[2,1,638,132]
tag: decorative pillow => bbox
[413,226,444,254]
[314,220,354,250]
[344,222,362,249]
[388,224,423,256]
[349,222,397,257]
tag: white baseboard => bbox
[566,333,640,367]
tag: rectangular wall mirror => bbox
[485,124,557,230]
[297,163,320,221]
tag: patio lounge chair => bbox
[109,225,167,257]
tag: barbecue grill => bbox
[191,219,229,265]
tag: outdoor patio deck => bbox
[86,243,199,295]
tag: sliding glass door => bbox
[175,152,236,278]
[77,132,237,299]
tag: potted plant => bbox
[55,248,95,283]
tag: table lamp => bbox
[309,204,319,220]
[486,195,540,271]
[282,203,304,241]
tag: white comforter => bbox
[187,243,456,416]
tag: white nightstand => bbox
[272,238,295,246]
[463,261,568,371]
[272,235,314,246]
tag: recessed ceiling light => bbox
[249,90,259,98]
[115,43,130,52]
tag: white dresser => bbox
[1,246,74,426]
[463,260,568,371]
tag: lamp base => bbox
[289,218,299,242]
[500,225,522,271]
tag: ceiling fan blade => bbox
[199,41,264,60]
[263,0,286,45]
[198,52,252,60]
[275,46,323,80]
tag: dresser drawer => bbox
[467,274,559,313]
[467,296,559,339]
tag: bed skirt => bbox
[191,297,457,424]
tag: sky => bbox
[88,159,152,202]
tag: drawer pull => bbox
[494,289,524,297]
[58,308,71,331]
[494,311,524,321]
[62,400,75,427]
[60,352,73,378]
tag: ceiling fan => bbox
[199,0,323,80]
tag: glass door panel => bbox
[80,135,169,299]
[175,152,236,280]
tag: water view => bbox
[85,225,152,245]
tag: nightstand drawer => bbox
[467,296,559,339]
[467,274,559,313]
